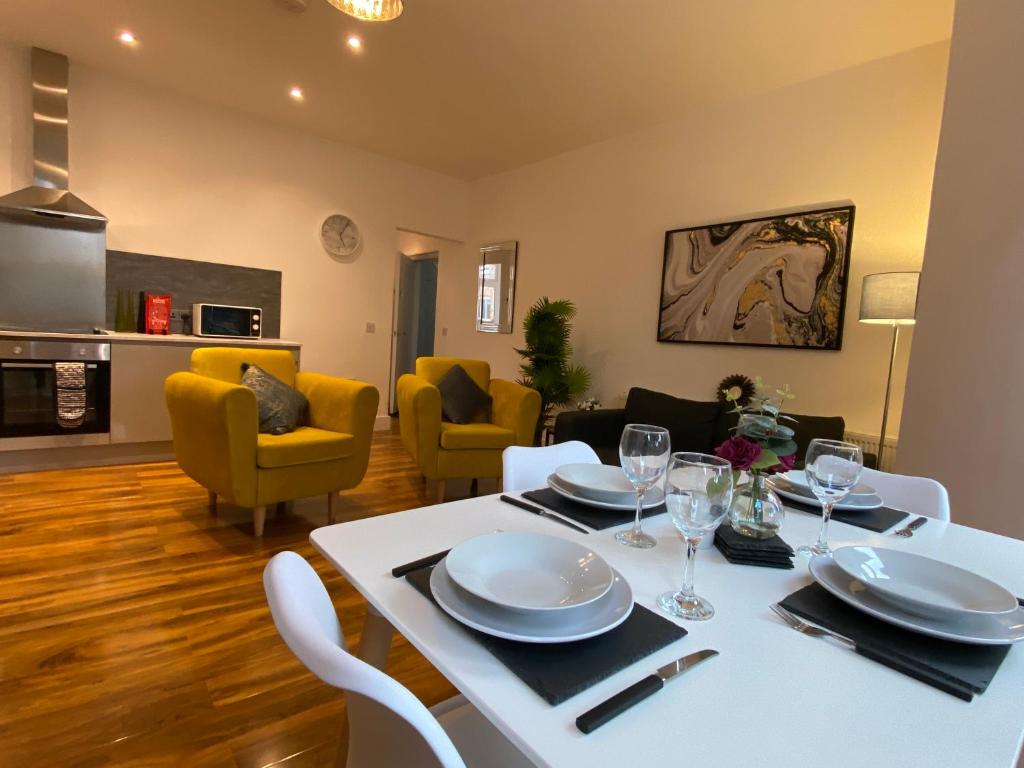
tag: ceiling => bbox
[0,0,953,179]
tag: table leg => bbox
[356,604,394,670]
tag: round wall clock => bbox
[320,214,362,258]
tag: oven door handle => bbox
[1,362,99,369]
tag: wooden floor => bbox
[0,426,473,767]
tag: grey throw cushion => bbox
[437,364,492,424]
[240,363,308,435]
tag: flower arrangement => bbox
[715,377,798,476]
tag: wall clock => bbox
[320,214,362,258]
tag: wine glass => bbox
[797,438,864,557]
[657,452,734,620]
[615,424,671,549]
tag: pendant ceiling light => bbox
[326,0,403,22]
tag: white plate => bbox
[548,473,664,512]
[771,477,883,512]
[833,546,1019,620]
[779,469,875,496]
[430,557,634,643]
[444,531,614,612]
[808,554,1024,645]
[554,463,637,504]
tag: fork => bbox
[893,516,928,537]
[770,604,855,650]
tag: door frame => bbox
[387,250,439,414]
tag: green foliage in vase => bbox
[724,376,799,471]
[516,297,591,439]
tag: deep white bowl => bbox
[444,531,614,612]
[832,546,1019,620]
[554,463,638,504]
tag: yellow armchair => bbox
[397,357,540,501]
[165,347,379,536]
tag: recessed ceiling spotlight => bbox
[346,35,362,51]
[289,86,305,101]
[118,30,138,46]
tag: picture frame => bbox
[657,204,854,350]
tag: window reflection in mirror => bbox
[476,241,517,333]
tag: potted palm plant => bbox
[516,297,591,443]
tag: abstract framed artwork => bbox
[657,205,855,350]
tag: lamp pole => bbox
[877,322,901,470]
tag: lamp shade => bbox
[859,271,920,325]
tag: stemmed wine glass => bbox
[658,452,734,620]
[797,438,864,557]
[616,424,671,549]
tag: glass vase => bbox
[728,472,784,539]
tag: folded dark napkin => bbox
[780,496,909,533]
[714,524,794,569]
[780,583,1011,701]
[522,487,667,531]
[405,564,687,705]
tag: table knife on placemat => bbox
[576,649,718,733]
[499,495,590,534]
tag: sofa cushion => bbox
[439,422,515,451]
[624,388,720,454]
[242,363,308,435]
[256,427,355,468]
[437,364,492,424]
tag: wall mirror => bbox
[476,240,517,333]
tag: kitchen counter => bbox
[0,330,301,347]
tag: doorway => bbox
[389,252,439,413]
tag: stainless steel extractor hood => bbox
[0,47,107,333]
[0,48,106,223]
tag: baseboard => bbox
[0,441,175,474]
[374,414,393,431]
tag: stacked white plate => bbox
[770,469,883,511]
[431,531,633,643]
[547,463,664,511]
[809,547,1024,645]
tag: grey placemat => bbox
[522,487,667,531]
[405,565,687,705]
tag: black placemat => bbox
[781,496,909,533]
[780,583,1011,701]
[522,487,667,531]
[406,565,687,705]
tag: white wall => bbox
[898,2,1024,538]
[0,42,469,416]
[440,44,949,437]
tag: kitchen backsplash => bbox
[105,251,282,337]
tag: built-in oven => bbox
[0,340,110,448]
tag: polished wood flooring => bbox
[0,426,479,767]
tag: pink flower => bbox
[715,436,762,471]
[769,453,796,474]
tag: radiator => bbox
[843,431,898,472]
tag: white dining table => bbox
[310,494,1024,768]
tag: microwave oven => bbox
[192,303,262,339]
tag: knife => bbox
[576,649,718,733]
[499,494,590,535]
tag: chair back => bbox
[263,552,466,768]
[416,357,491,393]
[860,468,951,521]
[192,347,297,386]
[502,440,600,492]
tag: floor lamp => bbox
[859,271,920,470]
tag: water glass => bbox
[657,452,734,620]
[616,424,671,549]
[797,438,864,557]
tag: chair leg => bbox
[435,480,446,504]
[208,490,217,515]
[470,478,479,497]
[253,506,266,537]
[327,491,339,525]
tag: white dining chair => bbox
[501,440,601,493]
[263,551,534,768]
[860,467,951,521]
